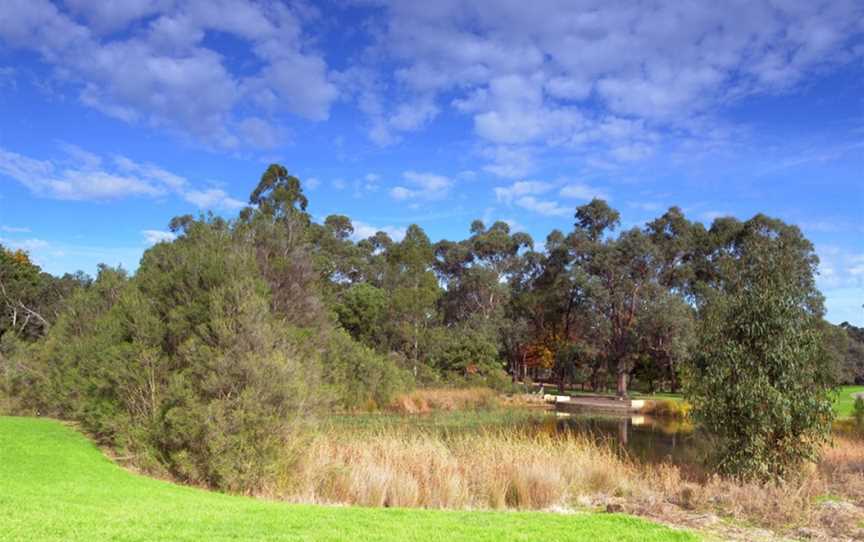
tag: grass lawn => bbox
[0,417,696,542]
[834,385,864,419]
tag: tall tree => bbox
[685,215,833,480]
[386,225,440,376]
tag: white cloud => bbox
[514,196,569,217]
[494,180,554,204]
[305,177,321,190]
[0,143,243,210]
[0,146,166,200]
[237,117,281,149]
[0,237,49,251]
[142,229,177,245]
[559,183,608,201]
[183,188,244,211]
[350,220,406,242]
[389,170,453,201]
[818,245,864,290]
[502,218,527,233]
[0,225,31,233]
[0,0,337,148]
[627,201,662,212]
[350,1,864,170]
[481,145,536,178]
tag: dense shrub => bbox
[686,281,833,480]
[9,217,408,492]
[319,328,412,411]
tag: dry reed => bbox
[388,388,499,414]
[269,427,864,539]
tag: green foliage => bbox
[685,222,834,479]
[0,245,88,342]
[13,223,318,491]
[319,329,412,410]
[5,162,838,489]
[426,325,508,385]
[335,283,388,348]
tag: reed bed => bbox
[269,426,864,539]
[276,429,634,510]
[388,388,500,414]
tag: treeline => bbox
[0,163,860,485]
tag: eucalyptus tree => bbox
[645,206,703,297]
[633,291,695,393]
[685,215,834,480]
[385,225,441,376]
[238,164,323,327]
[434,220,532,325]
[568,199,664,398]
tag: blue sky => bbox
[0,0,862,324]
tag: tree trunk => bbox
[616,369,629,399]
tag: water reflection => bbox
[533,411,708,468]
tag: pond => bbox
[330,406,710,470]
[543,411,708,467]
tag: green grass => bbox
[0,417,696,541]
[833,385,864,419]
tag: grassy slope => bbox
[834,385,864,418]
[0,417,695,542]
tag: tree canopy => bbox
[0,163,845,486]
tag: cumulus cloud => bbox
[481,145,536,178]
[183,188,244,211]
[559,183,608,201]
[495,179,606,213]
[142,229,177,245]
[0,146,165,200]
[350,0,864,171]
[817,245,864,290]
[514,196,570,217]
[0,0,337,148]
[494,180,554,204]
[493,179,571,217]
[389,171,453,201]
[0,143,243,210]
[350,220,406,242]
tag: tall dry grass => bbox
[388,388,499,414]
[275,430,632,510]
[268,428,864,538]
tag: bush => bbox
[426,325,510,388]
[686,285,834,480]
[8,216,415,491]
[319,329,412,411]
[11,224,318,491]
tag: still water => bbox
[536,411,708,466]
[337,407,709,468]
